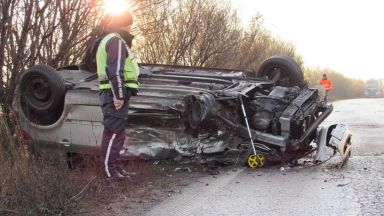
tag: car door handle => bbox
[59,139,71,147]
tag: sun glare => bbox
[104,0,130,15]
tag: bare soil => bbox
[71,159,234,216]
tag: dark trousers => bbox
[99,90,129,177]
[101,128,125,177]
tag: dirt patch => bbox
[71,159,236,216]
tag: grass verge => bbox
[0,114,81,215]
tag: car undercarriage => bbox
[15,56,351,167]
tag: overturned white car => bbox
[15,56,351,167]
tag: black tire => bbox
[19,65,65,113]
[257,55,305,87]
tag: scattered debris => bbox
[167,190,181,194]
[280,166,290,174]
[337,182,351,187]
[174,167,192,173]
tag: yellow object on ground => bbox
[247,154,265,168]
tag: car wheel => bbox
[19,65,65,113]
[257,55,305,87]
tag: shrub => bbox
[0,114,79,215]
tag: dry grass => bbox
[0,113,230,215]
[0,114,81,215]
[0,113,173,215]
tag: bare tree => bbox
[135,0,243,67]
[134,0,302,75]
[0,0,100,115]
[0,0,173,116]
[1,0,306,116]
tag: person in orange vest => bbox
[319,74,333,102]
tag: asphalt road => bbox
[145,98,384,216]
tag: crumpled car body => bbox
[15,56,351,166]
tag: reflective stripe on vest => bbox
[96,33,140,90]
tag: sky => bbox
[230,0,384,80]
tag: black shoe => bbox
[107,169,132,181]
[116,165,136,177]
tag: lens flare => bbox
[104,0,129,15]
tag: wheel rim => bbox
[247,154,265,168]
[30,77,51,101]
[247,155,259,168]
[257,154,265,167]
[22,74,54,110]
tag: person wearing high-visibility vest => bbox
[319,74,333,103]
[96,12,139,181]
